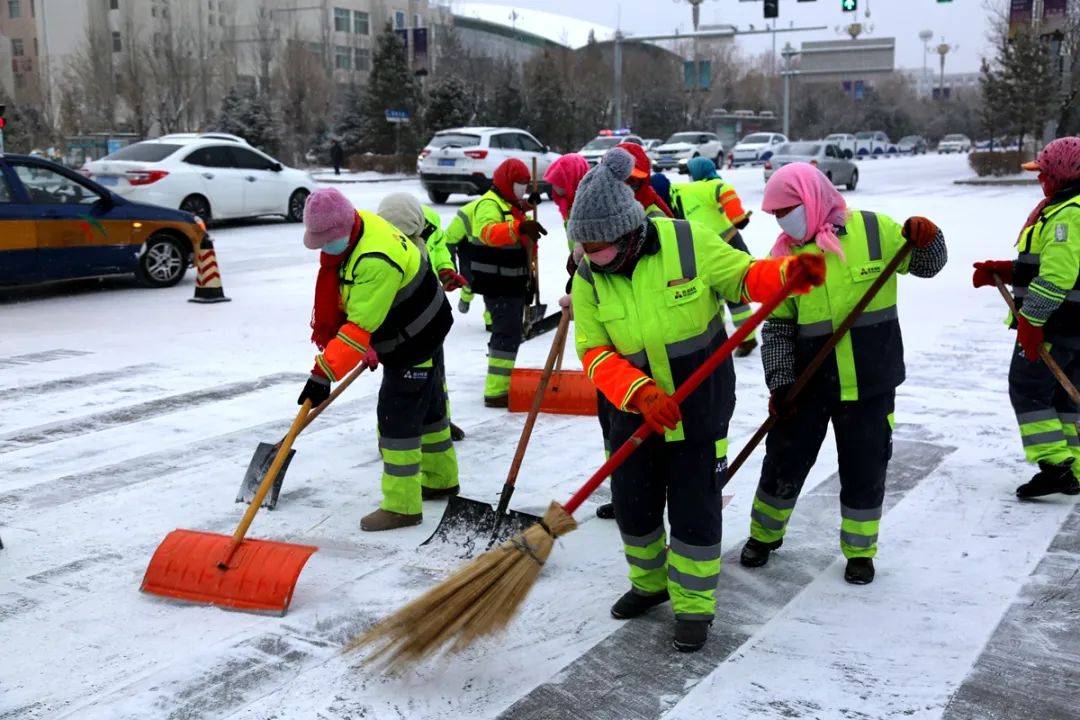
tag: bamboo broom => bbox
[347,257,824,669]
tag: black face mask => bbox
[591,222,651,276]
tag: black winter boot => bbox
[611,589,669,619]
[1016,461,1080,499]
[735,338,758,358]
[844,557,875,585]
[673,619,711,652]
[740,537,782,568]
[450,422,466,441]
[596,502,616,519]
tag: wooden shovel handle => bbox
[222,400,312,567]
[298,364,366,434]
[994,274,1080,407]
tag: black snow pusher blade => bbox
[421,495,542,556]
[236,442,295,510]
[523,309,562,340]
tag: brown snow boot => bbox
[360,508,422,532]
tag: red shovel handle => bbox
[562,265,812,515]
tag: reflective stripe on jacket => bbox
[1013,194,1080,341]
[457,190,529,297]
[671,180,739,242]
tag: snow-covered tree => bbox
[334,83,367,156]
[425,75,474,132]
[358,25,421,154]
[214,86,281,155]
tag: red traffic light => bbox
[0,117,6,129]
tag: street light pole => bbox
[614,30,623,128]
[781,42,799,137]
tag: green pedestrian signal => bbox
[841,0,857,10]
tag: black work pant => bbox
[483,295,526,399]
[751,390,894,559]
[1008,340,1080,467]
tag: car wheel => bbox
[180,194,212,223]
[137,234,188,288]
[428,189,450,204]
[846,169,859,191]
[715,153,724,166]
[287,189,309,222]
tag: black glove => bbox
[768,384,797,421]
[298,373,331,406]
[519,219,547,242]
[527,191,543,207]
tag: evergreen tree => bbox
[490,61,528,129]
[359,25,420,154]
[979,57,1008,148]
[334,83,367,156]
[214,86,281,155]
[425,75,473,132]
[525,50,570,149]
[0,88,52,152]
[1002,29,1057,149]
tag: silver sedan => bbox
[763,142,859,190]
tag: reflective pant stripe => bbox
[623,526,668,595]
[422,438,454,453]
[488,366,513,377]
[669,537,722,561]
[754,488,798,511]
[384,462,421,477]
[1017,410,1059,424]
[750,507,785,531]
[840,504,882,522]
[622,526,665,547]
[1023,430,1066,447]
[626,551,667,570]
[489,348,518,361]
[379,437,422,451]
[840,530,878,548]
[668,566,720,592]
[422,417,450,434]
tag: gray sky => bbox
[468,0,994,74]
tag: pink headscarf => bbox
[544,153,590,221]
[762,162,848,258]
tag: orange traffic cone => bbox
[189,235,230,304]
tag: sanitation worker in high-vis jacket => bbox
[973,137,1080,500]
[456,158,547,407]
[298,188,457,532]
[570,148,825,653]
[740,162,947,585]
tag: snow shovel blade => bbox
[141,529,317,616]
[487,508,543,549]
[523,310,562,341]
[236,442,295,510]
[420,495,497,555]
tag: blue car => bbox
[0,153,207,288]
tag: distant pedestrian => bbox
[330,139,344,176]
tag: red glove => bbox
[1017,316,1044,362]
[361,347,379,371]
[902,216,940,249]
[972,260,1014,288]
[788,254,827,295]
[439,268,468,291]
[629,383,682,434]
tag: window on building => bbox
[14,73,24,89]
[110,0,119,10]
[413,13,421,28]
[334,45,351,70]
[112,31,122,52]
[333,7,350,32]
[353,10,369,34]
[8,0,20,19]
[394,10,405,29]
[11,38,23,57]
[354,47,370,71]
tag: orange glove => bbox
[902,216,940,249]
[629,383,682,434]
[787,254,827,294]
[744,254,826,302]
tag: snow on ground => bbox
[1,154,1077,719]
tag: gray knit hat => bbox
[567,147,646,244]
[378,192,426,240]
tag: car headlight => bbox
[194,216,207,232]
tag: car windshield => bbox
[740,134,772,144]
[825,134,847,140]
[104,143,182,162]
[855,132,875,139]
[665,133,704,144]
[778,143,821,156]
[942,134,966,142]
[583,137,622,151]
[899,136,920,143]
[429,133,481,149]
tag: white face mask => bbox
[777,205,809,243]
[513,182,529,200]
[323,236,350,255]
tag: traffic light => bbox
[765,0,779,18]
[842,0,857,10]
[0,104,6,131]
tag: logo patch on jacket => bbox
[1055,224,1069,243]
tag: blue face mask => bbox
[323,236,349,255]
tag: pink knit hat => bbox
[303,187,357,249]
[762,162,848,258]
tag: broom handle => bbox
[723,241,915,484]
[994,274,1080,406]
[530,157,540,303]
[563,266,810,515]
[494,308,572,523]
[221,401,311,567]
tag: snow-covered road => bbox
[2,154,1077,720]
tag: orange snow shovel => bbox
[508,311,597,416]
[141,401,318,615]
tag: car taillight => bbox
[464,150,488,160]
[764,160,773,170]
[126,169,169,186]
[419,149,431,158]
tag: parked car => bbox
[642,138,663,158]
[578,131,644,167]
[418,127,560,203]
[897,135,929,155]
[729,132,788,167]
[654,131,725,172]
[83,133,315,224]
[1,153,206,288]
[763,142,859,190]
[937,134,973,154]
[854,131,898,157]
[824,133,857,159]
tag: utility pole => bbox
[613,29,624,128]
[781,42,799,137]
[937,38,957,100]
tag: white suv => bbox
[418,127,561,204]
[937,134,973,154]
[654,131,725,172]
[579,133,644,167]
[84,134,315,223]
[730,132,789,167]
